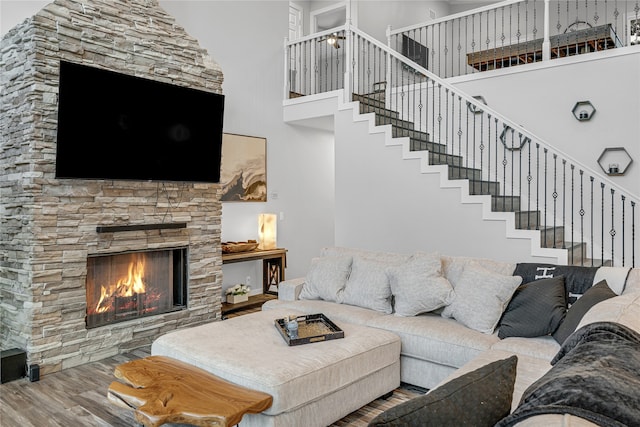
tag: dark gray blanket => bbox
[496,321,640,427]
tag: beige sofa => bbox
[262,246,640,425]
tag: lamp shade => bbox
[258,213,277,250]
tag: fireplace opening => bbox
[86,248,188,329]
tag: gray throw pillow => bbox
[498,276,567,339]
[368,356,518,427]
[442,262,522,334]
[299,255,352,302]
[342,256,394,314]
[552,280,616,344]
[386,252,454,317]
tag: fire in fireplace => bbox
[85,248,188,328]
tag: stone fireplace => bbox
[0,0,224,375]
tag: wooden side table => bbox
[222,248,287,295]
[107,355,273,427]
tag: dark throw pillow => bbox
[512,263,598,304]
[498,276,567,339]
[368,356,518,427]
[552,280,617,345]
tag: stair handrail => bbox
[349,24,640,202]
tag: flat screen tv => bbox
[55,60,224,183]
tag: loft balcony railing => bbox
[389,0,639,78]
[284,23,639,267]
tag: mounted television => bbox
[55,60,224,183]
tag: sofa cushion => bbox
[299,255,352,302]
[368,313,499,369]
[513,263,599,305]
[386,252,454,317]
[442,255,516,286]
[491,336,560,362]
[368,356,517,427]
[553,280,617,344]
[442,262,522,334]
[497,276,567,339]
[577,291,640,332]
[342,256,394,314]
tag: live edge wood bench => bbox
[107,355,273,427]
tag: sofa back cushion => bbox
[386,252,454,316]
[512,263,631,304]
[321,246,411,265]
[341,256,395,314]
[442,261,522,334]
[299,255,352,302]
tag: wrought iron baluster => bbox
[527,137,533,230]
[610,188,615,266]
[450,92,455,157]
[480,113,486,194]
[553,153,558,248]
[571,165,576,263]
[543,148,548,243]
[444,88,449,157]
[487,114,493,195]
[589,176,595,266]
[517,133,523,220]
[632,201,636,267]
[599,182,604,265]
[622,194,626,266]
[580,170,585,266]
[493,10,498,71]
[533,0,539,62]
[562,160,567,249]
[458,97,463,177]
[495,117,499,184]
[536,144,540,238]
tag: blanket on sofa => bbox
[496,321,640,427]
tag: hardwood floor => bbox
[1,307,423,426]
[1,347,150,427]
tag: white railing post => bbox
[283,37,290,100]
[385,25,392,109]
[542,0,551,61]
[344,21,352,103]
[343,2,353,103]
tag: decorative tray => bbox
[275,313,344,346]
[221,240,259,254]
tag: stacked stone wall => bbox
[0,0,224,374]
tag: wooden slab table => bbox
[107,355,273,427]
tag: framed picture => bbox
[219,133,267,202]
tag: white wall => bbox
[451,49,640,198]
[332,101,560,264]
[358,1,451,42]
[0,1,48,33]
[159,1,339,292]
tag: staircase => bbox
[352,92,607,267]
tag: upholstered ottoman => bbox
[151,307,401,427]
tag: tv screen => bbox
[55,60,224,183]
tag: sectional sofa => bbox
[262,246,640,426]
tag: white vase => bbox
[226,294,249,304]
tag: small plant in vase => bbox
[226,284,251,304]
